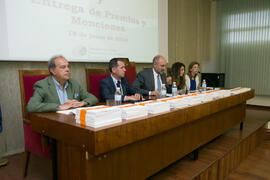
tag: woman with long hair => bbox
[171,62,186,90]
[185,61,200,90]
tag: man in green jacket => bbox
[27,55,98,112]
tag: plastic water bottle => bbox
[202,79,207,91]
[114,87,122,105]
[172,82,178,96]
[161,84,167,97]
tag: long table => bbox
[30,90,254,180]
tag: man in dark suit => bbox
[100,58,141,102]
[132,55,170,96]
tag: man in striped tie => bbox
[100,58,141,102]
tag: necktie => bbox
[157,75,161,92]
[117,81,120,88]
[117,81,123,95]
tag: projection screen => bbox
[0,0,160,62]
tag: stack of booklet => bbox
[215,90,231,98]
[119,104,148,120]
[183,95,202,106]
[55,88,251,128]
[230,87,251,95]
[56,107,87,115]
[75,106,122,128]
[207,91,221,100]
[137,100,170,114]
[163,97,189,109]
[196,93,213,103]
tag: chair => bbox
[85,68,110,101]
[125,62,137,85]
[118,58,137,85]
[18,70,51,177]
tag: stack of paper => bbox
[57,107,89,115]
[119,104,148,120]
[209,91,220,99]
[57,109,76,115]
[196,93,213,103]
[173,94,199,106]
[165,97,189,109]
[137,101,170,114]
[204,89,226,99]
[230,87,251,95]
[185,95,202,106]
[75,106,122,128]
[161,94,203,108]
[216,90,231,98]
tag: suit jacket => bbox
[27,76,98,112]
[100,75,137,102]
[185,74,200,90]
[132,68,170,95]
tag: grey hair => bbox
[48,55,65,75]
[152,55,164,64]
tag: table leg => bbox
[193,149,199,160]
[52,139,58,180]
[240,122,244,131]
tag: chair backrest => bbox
[18,69,51,159]
[19,70,50,122]
[125,63,137,85]
[86,68,110,101]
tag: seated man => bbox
[27,55,98,112]
[100,58,141,102]
[132,55,171,96]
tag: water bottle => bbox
[202,79,207,91]
[161,84,167,97]
[114,87,122,105]
[172,82,178,96]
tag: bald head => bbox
[153,55,167,74]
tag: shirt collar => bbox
[153,68,160,77]
[111,74,121,84]
[52,76,68,90]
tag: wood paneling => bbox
[226,141,270,180]
[168,0,211,67]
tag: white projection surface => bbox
[0,0,158,62]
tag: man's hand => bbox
[57,103,73,111]
[125,94,141,101]
[71,100,86,108]
[150,91,160,96]
[134,93,141,100]
[58,100,86,110]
